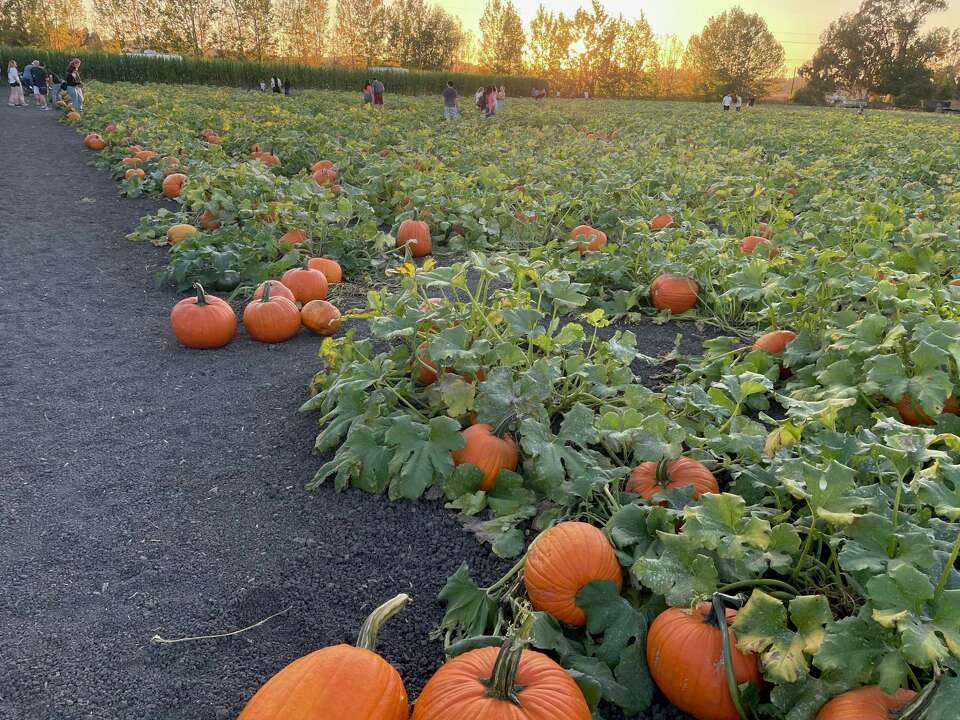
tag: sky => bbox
[440,0,960,72]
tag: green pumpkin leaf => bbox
[632,532,718,606]
[437,563,497,639]
[386,415,464,500]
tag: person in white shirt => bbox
[7,60,25,107]
[722,93,732,111]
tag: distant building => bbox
[368,65,409,74]
[122,48,183,61]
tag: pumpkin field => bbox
[13,82,960,719]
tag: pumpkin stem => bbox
[355,593,410,652]
[193,282,208,306]
[711,593,751,720]
[894,667,943,720]
[655,457,672,488]
[492,412,518,438]
[481,620,533,705]
[261,281,272,303]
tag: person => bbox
[372,78,385,109]
[271,76,281,94]
[65,58,83,111]
[555,90,560,98]
[735,94,743,112]
[259,80,266,92]
[283,78,291,96]
[722,92,732,111]
[7,60,25,107]
[484,84,496,117]
[31,61,48,109]
[22,60,34,90]
[748,96,756,107]
[47,72,61,106]
[583,90,589,100]
[474,86,484,112]
[442,80,459,120]
[362,79,373,105]
[496,85,505,112]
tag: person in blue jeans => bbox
[65,58,83,112]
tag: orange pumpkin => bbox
[253,280,296,303]
[758,221,773,239]
[84,133,106,151]
[166,224,198,246]
[124,168,146,180]
[104,123,117,133]
[396,220,431,257]
[451,423,518,491]
[301,300,342,336]
[250,143,263,154]
[199,209,221,230]
[413,635,590,720]
[741,235,780,258]
[627,457,719,503]
[311,159,334,172]
[378,148,392,157]
[66,111,80,121]
[252,151,281,166]
[135,149,158,162]
[204,132,221,144]
[753,330,797,379]
[307,257,343,283]
[650,213,674,231]
[121,157,142,167]
[162,173,187,199]
[523,521,622,626]
[647,602,762,720]
[413,341,438,385]
[570,224,607,253]
[280,228,309,246]
[514,210,537,224]
[650,273,698,313]
[312,167,338,185]
[896,395,960,426]
[243,282,301,343]
[238,594,410,720]
[281,266,329,303]
[815,686,916,720]
[169,283,236,349]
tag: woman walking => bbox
[362,79,373,106]
[496,85,505,112]
[65,58,83,112]
[8,60,26,107]
[484,85,497,118]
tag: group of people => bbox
[722,93,756,111]
[259,77,292,96]
[361,78,386,109]
[7,58,82,111]
[473,85,505,117]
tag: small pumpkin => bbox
[396,219,431,257]
[134,149,158,162]
[753,330,797,379]
[162,173,187,199]
[311,159,334,171]
[66,111,80,121]
[204,131,221,144]
[238,594,410,720]
[252,151,280,166]
[280,228,309,246]
[281,265,329,303]
[243,281,301,343]
[301,300,342,336]
[451,421,518,491]
[412,633,590,720]
[167,224,198,246]
[307,257,342,283]
[740,235,780,258]
[312,167,338,185]
[121,157,142,167]
[570,224,607,253]
[199,209,222,231]
[815,686,916,720]
[523,521,622,626]
[650,213,674,231]
[253,280,296,303]
[896,394,960,426]
[627,457,719,503]
[758,221,773,239]
[413,341,438,385]
[169,283,236,349]
[124,168,146,180]
[84,133,106,151]
[514,210,537,223]
[650,273,698,313]
[104,123,117,134]
[647,600,762,720]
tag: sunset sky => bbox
[441,0,960,72]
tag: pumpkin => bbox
[378,147,392,157]
[311,159,334,171]
[627,457,719,503]
[104,123,117,133]
[331,184,343,194]
[647,601,762,720]
[253,151,281,166]
[204,132,221,144]
[124,168,146,180]
[523,521,622,626]
[134,149,158,162]
[199,209,221,230]
[650,273,698,313]
[162,173,187,199]
[949,279,960,287]
[413,341,438,385]
[514,210,537,223]
[741,235,780,258]
[896,394,960,426]
[250,143,263,154]
[161,156,182,175]
[84,133,106,151]
[281,265,329,303]
[238,594,410,720]
[312,167,338,185]
[570,224,607,253]
[121,157,142,167]
[301,300,342,336]
[243,282,301,343]
[753,330,797,379]
[396,220,431,257]
[412,633,590,720]
[167,224,198,246]
[307,257,342,283]
[758,221,773,239]
[451,422,518,491]
[253,280,296,303]
[66,111,80,121]
[650,213,674,231]
[169,283,236,349]
[280,228,309,246]
[815,686,916,720]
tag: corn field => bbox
[1,46,542,96]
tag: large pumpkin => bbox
[396,219,432,257]
[84,133,106,151]
[167,224,198,246]
[311,159,334,172]
[243,282,301,343]
[740,235,780,258]
[169,283,236,349]
[162,173,187,199]
[627,457,719,503]
[301,300,342,336]
[896,394,960,426]
[281,265,329,303]
[412,634,590,720]
[570,224,607,253]
[308,257,343,284]
[523,521,622,626]
[815,686,916,720]
[647,602,762,720]
[451,423,518,491]
[650,213,674,231]
[650,273,698,313]
[238,594,410,720]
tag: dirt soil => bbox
[0,104,696,720]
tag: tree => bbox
[478,0,525,74]
[334,0,388,66]
[383,0,462,70]
[614,13,657,96]
[91,0,162,50]
[276,0,330,64]
[650,35,698,97]
[527,4,574,86]
[157,0,216,56]
[686,6,785,98]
